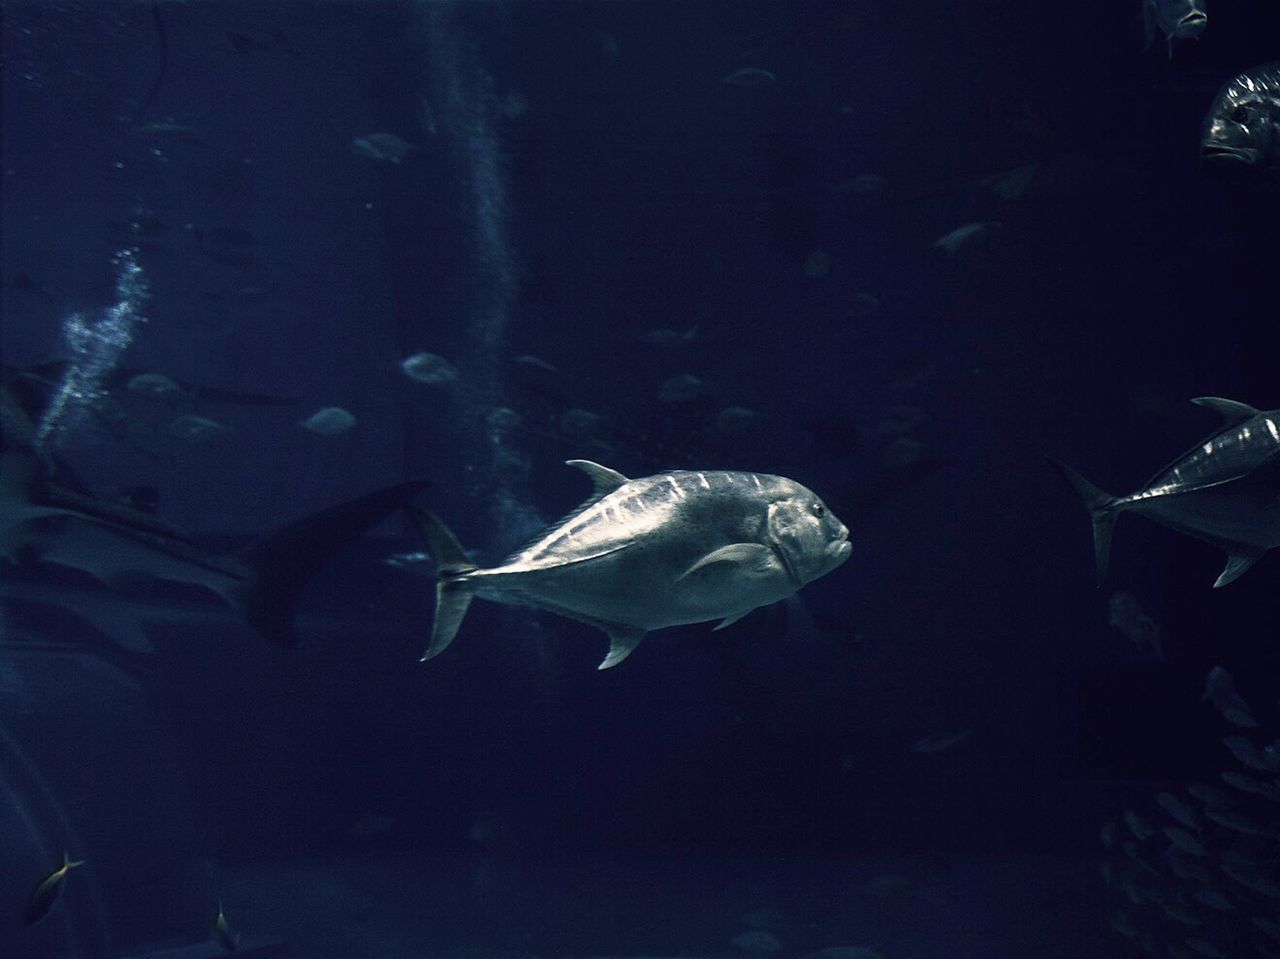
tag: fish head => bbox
[764,479,851,585]
[1202,68,1280,174]
[1171,0,1207,39]
[1176,11,1207,40]
[1151,0,1205,39]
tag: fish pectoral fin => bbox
[1192,396,1261,424]
[676,543,782,582]
[598,625,646,670]
[565,460,629,498]
[713,609,754,631]
[1214,548,1266,588]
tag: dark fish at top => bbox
[1052,397,1280,587]
[24,853,84,926]
[1201,63,1280,177]
[412,460,851,669]
[1143,0,1207,58]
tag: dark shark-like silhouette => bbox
[1,376,426,651]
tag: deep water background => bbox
[3,1,1280,957]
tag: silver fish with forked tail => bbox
[1052,397,1280,588]
[410,460,851,669]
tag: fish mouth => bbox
[1201,143,1257,166]
[830,538,853,564]
[1178,11,1207,31]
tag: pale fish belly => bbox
[473,535,793,630]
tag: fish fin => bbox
[423,579,474,661]
[714,609,753,631]
[676,543,781,582]
[1214,549,1265,588]
[76,604,156,655]
[599,625,645,670]
[232,480,431,647]
[1141,0,1155,49]
[406,506,474,577]
[62,852,85,871]
[1047,458,1121,585]
[564,459,629,498]
[1191,396,1261,425]
[407,507,479,661]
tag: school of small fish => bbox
[1099,667,1280,958]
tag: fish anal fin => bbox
[1214,549,1266,588]
[565,460,629,498]
[599,625,645,670]
[714,609,753,631]
[677,543,780,582]
[1192,396,1261,425]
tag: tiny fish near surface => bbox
[411,460,851,669]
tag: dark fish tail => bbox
[1048,458,1123,585]
[235,480,430,646]
[406,506,477,662]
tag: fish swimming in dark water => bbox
[24,853,84,926]
[411,460,851,669]
[1201,63,1280,177]
[1053,397,1280,587]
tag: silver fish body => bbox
[1201,63,1280,176]
[412,460,851,669]
[1053,397,1280,587]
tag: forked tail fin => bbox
[406,506,478,662]
[238,480,430,646]
[1047,458,1122,585]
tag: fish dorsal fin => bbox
[565,460,629,499]
[599,624,645,670]
[1214,548,1266,588]
[1192,396,1260,425]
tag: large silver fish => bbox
[1201,63,1280,176]
[411,460,851,669]
[1053,397,1280,588]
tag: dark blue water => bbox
[3,2,1279,957]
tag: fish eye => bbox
[1230,105,1251,125]
[811,502,825,517]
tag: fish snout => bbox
[1177,10,1207,35]
[829,527,852,563]
[1201,140,1258,168]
